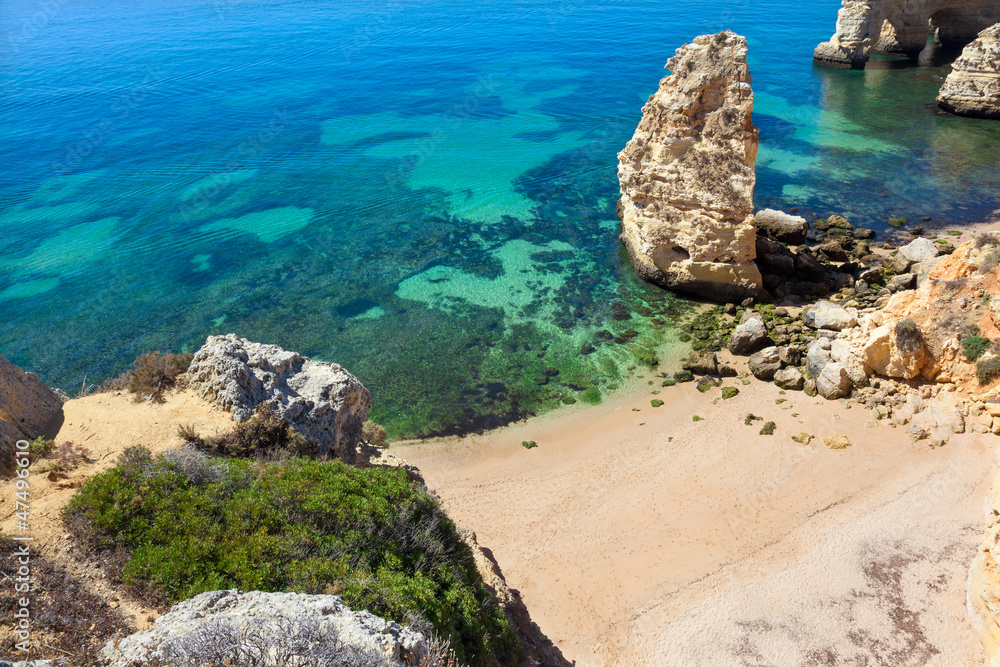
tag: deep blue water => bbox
[3,0,1000,437]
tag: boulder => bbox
[897,238,939,267]
[817,362,852,399]
[911,393,966,435]
[860,323,928,380]
[100,590,428,667]
[814,216,846,231]
[755,209,808,244]
[773,367,805,391]
[830,338,869,388]
[683,350,721,376]
[801,300,857,330]
[889,273,916,290]
[617,31,763,302]
[806,338,833,380]
[748,346,782,381]
[937,23,1000,119]
[0,355,64,476]
[187,334,370,462]
[728,313,771,355]
[778,345,802,367]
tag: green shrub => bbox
[27,435,54,462]
[64,450,520,666]
[978,357,1000,386]
[521,440,538,449]
[962,336,992,362]
[759,421,776,436]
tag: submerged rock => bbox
[187,334,370,462]
[938,23,1000,119]
[100,590,428,667]
[617,31,763,302]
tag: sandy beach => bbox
[401,360,996,665]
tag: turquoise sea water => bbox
[3,0,1000,437]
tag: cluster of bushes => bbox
[179,404,311,459]
[63,447,521,666]
[103,351,193,402]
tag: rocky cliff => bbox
[0,355,63,475]
[186,334,370,462]
[617,30,763,303]
[938,23,1000,119]
[814,0,1000,68]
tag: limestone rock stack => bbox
[938,23,1000,119]
[617,31,763,303]
[814,0,1000,69]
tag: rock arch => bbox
[814,0,1000,69]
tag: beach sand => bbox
[401,362,996,666]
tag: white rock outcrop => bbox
[100,590,429,667]
[814,0,1000,68]
[617,31,763,302]
[938,23,1000,119]
[187,334,370,462]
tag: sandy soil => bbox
[401,362,997,666]
[0,389,234,631]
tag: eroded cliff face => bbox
[815,0,1000,69]
[617,30,763,303]
[938,23,1000,119]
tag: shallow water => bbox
[2,0,999,436]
